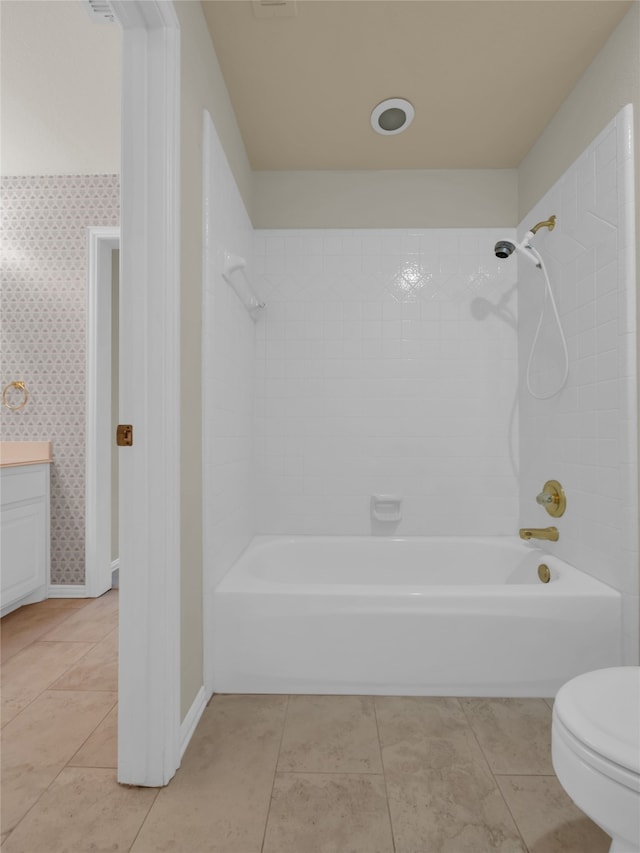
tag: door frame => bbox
[86,226,120,600]
[109,0,181,787]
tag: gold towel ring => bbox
[2,381,29,412]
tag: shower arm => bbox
[529,215,556,236]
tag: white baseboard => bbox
[48,584,88,598]
[179,685,208,760]
[1,584,48,617]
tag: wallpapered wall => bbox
[1,175,120,585]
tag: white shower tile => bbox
[518,106,637,608]
[596,127,618,170]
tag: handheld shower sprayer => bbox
[492,215,569,400]
[493,216,556,268]
[494,238,540,267]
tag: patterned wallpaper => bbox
[1,175,120,584]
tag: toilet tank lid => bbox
[554,667,640,775]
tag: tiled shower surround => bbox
[203,106,637,664]
[0,175,120,585]
[253,229,520,535]
[518,106,638,659]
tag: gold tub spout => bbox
[519,526,559,542]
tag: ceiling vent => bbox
[83,0,116,24]
[252,1,297,19]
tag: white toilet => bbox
[552,667,640,853]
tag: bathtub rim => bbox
[213,533,622,599]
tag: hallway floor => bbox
[1,593,609,852]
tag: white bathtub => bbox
[211,536,622,697]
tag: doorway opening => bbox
[86,227,120,598]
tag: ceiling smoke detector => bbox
[371,98,415,136]
[83,0,116,24]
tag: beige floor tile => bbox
[385,765,526,853]
[1,766,157,853]
[1,689,117,834]
[130,694,287,853]
[49,628,118,692]
[263,772,394,853]
[278,694,382,773]
[40,591,118,644]
[461,697,553,774]
[497,775,611,853]
[376,697,525,853]
[1,640,95,727]
[376,696,493,774]
[68,704,118,768]
[1,605,79,663]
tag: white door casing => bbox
[86,227,120,600]
[109,0,181,787]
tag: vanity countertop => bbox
[0,441,52,468]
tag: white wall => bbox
[176,0,254,719]
[518,105,638,662]
[253,170,518,229]
[1,0,120,176]
[253,228,519,535]
[203,112,256,594]
[518,3,639,226]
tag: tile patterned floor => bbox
[1,594,610,852]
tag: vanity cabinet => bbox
[1,463,50,616]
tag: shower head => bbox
[494,214,556,267]
[494,240,515,260]
[494,237,541,268]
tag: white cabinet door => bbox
[1,464,50,614]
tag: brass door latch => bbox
[116,424,133,447]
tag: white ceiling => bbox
[1,0,631,177]
[202,0,632,171]
[1,1,121,176]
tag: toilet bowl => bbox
[552,667,640,853]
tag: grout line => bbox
[459,699,533,853]
[373,696,397,853]
[458,697,498,773]
[259,693,290,853]
[269,768,387,777]
[1,777,58,843]
[62,696,119,769]
[126,787,162,853]
[1,599,122,845]
[1,717,114,849]
[493,771,558,778]
[493,775,532,853]
[47,686,117,693]
[0,613,89,663]
[1,646,105,730]
[36,638,107,644]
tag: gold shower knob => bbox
[535,480,566,518]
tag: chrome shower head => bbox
[494,237,541,268]
[494,240,515,260]
[494,215,556,267]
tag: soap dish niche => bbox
[371,494,402,523]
